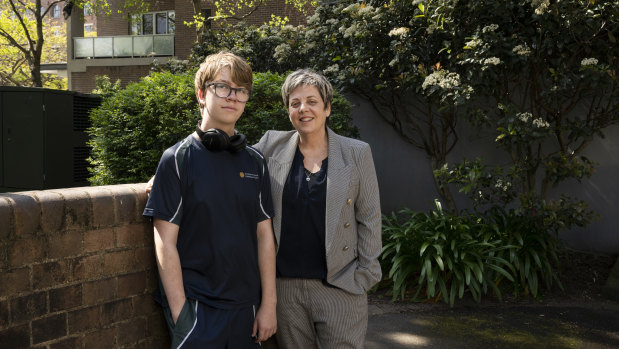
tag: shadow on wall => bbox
[349,93,619,255]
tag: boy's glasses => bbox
[206,82,250,102]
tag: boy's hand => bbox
[252,303,277,343]
[145,175,155,195]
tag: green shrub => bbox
[382,202,562,306]
[88,71,357,185]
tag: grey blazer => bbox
[254,128,382,294]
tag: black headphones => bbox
[195,125,247,153]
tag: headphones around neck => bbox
[195,125,247,153]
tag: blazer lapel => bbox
[325,128,350,254]
[268,132,299,245]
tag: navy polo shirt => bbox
[277,147,328,279]
[143,134,274,309]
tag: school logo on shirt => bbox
[240,171,259,179]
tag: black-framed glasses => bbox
[206,82,250,102]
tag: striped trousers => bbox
[266,278,367,349]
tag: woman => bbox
[254,69,382,348]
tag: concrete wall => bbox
[349,94,619,255]
[0,184,168,349]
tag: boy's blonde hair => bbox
[194,51,253,111]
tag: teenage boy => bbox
[143,51,277,348]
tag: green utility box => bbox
[0,86,100,191]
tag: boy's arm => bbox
[252,218,277,342]
[154,218,186,324]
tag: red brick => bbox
[82,327,116,349]
[49,336,83,349]
[118,272,146,297]
[135,246,155,269]
[50,284,82,312]
[84,228,114,253]
[56,189,91,228]
[68,305,101,333]
[35,191,65,234]
[147,312,168,339]
[11,291,47,323]
[89,186,116,228]
[0,299,8,327]
[70,254,103,281]
[112,185,139,224]
[116,224,149,248]
[33,260,70,289]
[48,230,83,259]
[83,278,116,304]
[117,317,147,346]
[133,294,158,317]
[0,323,30,349]
[100,299,133,326]
[9,236,47,267]
[5,193,41,237]
[0,242,7,270]
[32,313,67,344]
[0,197,13,240]
[103,250,135,275]
[0,267,30,297]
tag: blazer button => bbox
[343,245,350,251]
[347,198,352,205]
[344,222,351,228]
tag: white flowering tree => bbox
[286,0,470,212]
[433,0,618,231]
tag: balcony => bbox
[73,34,174,59]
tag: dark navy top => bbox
[143,134,274,309]
[277,147,328,279]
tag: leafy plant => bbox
[382,202,565,306]
[87,71,356,185]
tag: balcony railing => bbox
[73,34,174,59]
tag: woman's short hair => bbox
[281,69,333,111]
[194,51,253,108]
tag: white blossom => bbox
[465,38,482,49]
[581,57,599,66]
[512,45,531,56]
[326,19,338,25]
[343,24,358,38]
[389,27,410,37]
[482,24,499,33]
[324,64,340,74]
[358,5,375,15]
[342,3,359,13]
[484,57,501,65]
[532,118,550,128]
[422,70,461,90]
[517,112,532,123]
[531,0,550,15]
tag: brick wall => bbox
[0,184,169,349]
[71,65,152,93]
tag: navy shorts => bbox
[163,299,261,349]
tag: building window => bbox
[84,24,94,33]
[84,3,93,16]
[52,4,60,18]
[130,11,175,35]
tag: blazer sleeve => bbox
[353,144,383,290]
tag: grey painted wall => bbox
[349,94,619,255]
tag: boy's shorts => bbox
[163,298,261,349]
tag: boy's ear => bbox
[197,89,206,106]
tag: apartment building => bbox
[66,0,309,93]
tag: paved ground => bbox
[366,299,619,348]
